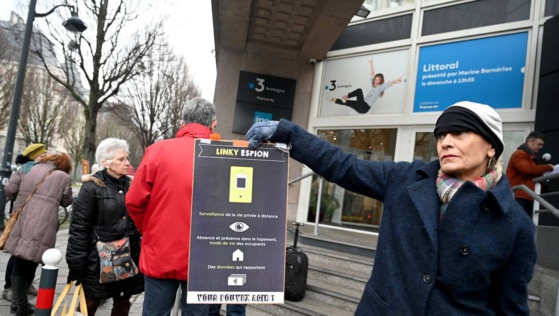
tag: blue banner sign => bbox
[414,32,528,112]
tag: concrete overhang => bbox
[212,0,365,62]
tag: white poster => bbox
[320,49,409,116]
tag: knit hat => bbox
[22,143,47,160]
[434,101,504,159]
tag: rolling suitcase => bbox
[285,223,308,301]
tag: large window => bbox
[308,128,397,231]
[546,0,559,17]
[331,14,413,50]
[413,131,438,163]
[422,0,531,36]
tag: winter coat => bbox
[66,170,144,299]
[505,145,553,200]
[271,119,537,315]
[126,123,212,280]
[5,162,73,263]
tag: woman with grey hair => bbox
[67,138,144,315]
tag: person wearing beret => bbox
[2,143,47,312]
[246,101,537,315]
[20,143,48,162]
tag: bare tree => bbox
[0,27,17,131]
[161,55,201,139]
[64,115,86,180]
[32,0,164,163]
[107,39,201,152]
[18,67,70,147]
[94,111,142,165]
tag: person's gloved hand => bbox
[67,269,85,285]
[245,120,279,149]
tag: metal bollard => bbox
[35,248,62,316]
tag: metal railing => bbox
[512,171,559,316]
[289,172,323,235]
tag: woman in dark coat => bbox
[246,101,537,315]
[66,138,143,315]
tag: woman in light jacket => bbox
[246,101,537,315]
[5,153,73,315]
[66,138,143,315]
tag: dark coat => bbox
[271,119,537,315]
[66,170,144,299]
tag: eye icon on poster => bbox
[230,222,249,232]
[228,274,246,286]
[229,166,253,203]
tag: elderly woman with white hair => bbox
[66,138,144,315]
[246,101,537,315]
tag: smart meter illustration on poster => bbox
[187,140,289,304]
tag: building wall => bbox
[213,0,559,231]
[213,47,315,222]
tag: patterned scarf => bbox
[436,164,502,219]
[19,161,38,174]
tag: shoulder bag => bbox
[95,209,139,283]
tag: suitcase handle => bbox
[292,222,304,248]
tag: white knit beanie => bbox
[434,101,504,159]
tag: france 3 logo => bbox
[249,78,266,92]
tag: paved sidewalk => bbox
[0,229,145,316]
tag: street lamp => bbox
[0,0,86,229]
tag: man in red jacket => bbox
[506,131,554,217]
[126,97,216,316]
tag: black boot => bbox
[10,276,34,316]
[9,302,33,315]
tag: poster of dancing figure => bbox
[320,49,409,116]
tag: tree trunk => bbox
[83,101,98,165]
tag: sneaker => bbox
[2,288,12,301]
[27,285,37,296]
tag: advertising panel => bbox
[187,140,289,304]
[414,32,528,112]
[320,49,409,116]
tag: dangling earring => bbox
[487,156,495,171]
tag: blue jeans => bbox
[143,276,210,316]
[208,304,246,316]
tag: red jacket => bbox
[505,148,553,200]
[126,123,212,280]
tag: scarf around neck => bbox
[518,143,536,157]
[436,166,502,219]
